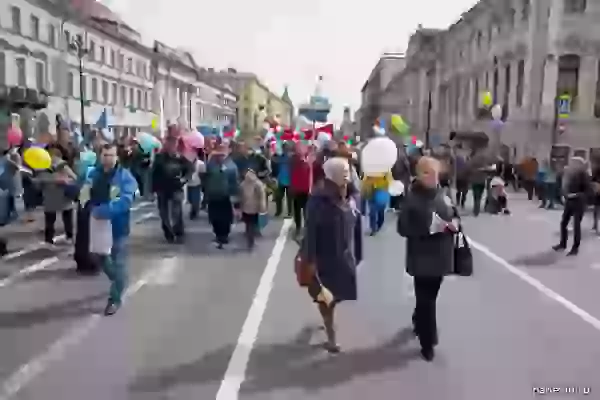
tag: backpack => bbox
[205,166,231,199]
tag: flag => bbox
[95,108,108,129]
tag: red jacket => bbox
[290,155,312,194]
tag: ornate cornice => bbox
[0,38,48,61]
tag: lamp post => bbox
[70,36,88,138]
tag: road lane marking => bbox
[0,247,165,400]
[469,238,600,332]
[0,212,156,289]
[1,202,152,261]
[216,219,293,400]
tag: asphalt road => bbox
[1,192,599,399]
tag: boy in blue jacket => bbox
[87,144,137,316]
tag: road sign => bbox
[558,94,571,118]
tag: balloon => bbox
[79,150,97,167]
[481,91,493,107]
[23,147,52,170]
[388,180,405,196]
[182,132,204,149]
[7,127,23,147]
[316,131,331,149]
[491,104,502,121]
[361,137,397,175]
[137,132,161,154]
[391,114,410,136]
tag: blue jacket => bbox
[86,166,137,239]
[204,157,239,200]
[275,154,291,186]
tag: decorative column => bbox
[576,54,597,118]
[540,55,559,122]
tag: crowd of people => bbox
[3,127,599,364]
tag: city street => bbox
[0,194,599,399]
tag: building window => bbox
[16,58,26,86]
[35,61,45,90]
[594,61,600,117]
[76,34,83,46]
[81,75,87,99]
[129,87,134,106]
[127,58,133,74]
[109,49,115,67]
[136,89,142,108]
[91,78,98,101]
[99,46,105,64]
[64,30,71,48]
[522,0,530,21]
[473,78,479,116]
[111,83,117,105]
[11,6,21,33]
[89,41,96,61]
[67,72,74,96]
[48,24,56,47]
[507,9,515,29]
[0,53,5,85]
[120,85,126,105]
[557,54,580,110]
[516,60,525,107]
[102,80,108,103]
[118,53,124,70]
[503,64,511,119]
[30,15,40,40]
[564,0,586,13]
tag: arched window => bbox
[557,54,580,109]
[564,0,586,14]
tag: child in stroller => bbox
[487,175,511,215]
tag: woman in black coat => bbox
[397,156,458,361]
[302,157,359,353]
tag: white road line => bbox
[0,261,161,400]
[0,212,156,289]
[0,257,60,288]
[216,219,293,400]
[469,238,600,331]
[1,202,152,261]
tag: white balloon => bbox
[361,137,398,175]
[491,104,502,121]
[388,180,405,196]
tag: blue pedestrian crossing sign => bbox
[557,94,571,119]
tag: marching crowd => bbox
[2,127,599,364]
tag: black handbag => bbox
[453,226,473,276]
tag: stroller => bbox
[485,176,511,215]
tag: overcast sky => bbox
[106,0,477,124]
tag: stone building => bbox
[358,52,405,138]
[0,0,157,141]
[371,0,600,160]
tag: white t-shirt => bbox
[188,159,205,186]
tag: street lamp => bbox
[69,36,89,137]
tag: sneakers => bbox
[104,303,119,316]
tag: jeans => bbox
[157,192,184,239]
[100,237,128,306]
[540,182,556,208]
[559,198,584,250]
[471,183,485,216]
[207,197,234,244]
[291,192,309,231]
[368,198,385,233]
[242,213,259,248]
[44,209,74,243]
[275,185,292,216]
[186,185,202,219]
[413,276,443,350]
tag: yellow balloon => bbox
[481,91,493,107]
[23,147,52,170]
[151,118,157,130]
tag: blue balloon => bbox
[138,133,159,154]
[80,150,97,166]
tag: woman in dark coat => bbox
[397,156,458,361]
[302,157,359,353]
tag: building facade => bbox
[0,0,156,142]
[358,52,406,138]
[380,0,600,160]
[200,68,292,138]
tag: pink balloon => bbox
[7,127,23,146]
